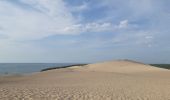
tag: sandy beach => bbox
[0,60,170,100]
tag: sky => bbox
[0,0,170,63]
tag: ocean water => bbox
[0,63,74,75]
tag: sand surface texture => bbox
[0,60,170,100]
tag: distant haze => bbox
[0,0,170,63]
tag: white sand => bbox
[0,60,170,100]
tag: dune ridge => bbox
[73,60,167,73]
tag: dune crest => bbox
[75,60,167,73]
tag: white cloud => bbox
[0,0,75,40]
[0,0,129,41]
[63,20,129,34]
[118,20,128,29]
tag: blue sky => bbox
[0,0,170,63]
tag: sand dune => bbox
[0,60,170,100]
[74,60,167,73]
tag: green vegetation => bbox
[41,64,87,72]
[150,64,170,70]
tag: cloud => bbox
[63,20,129,34]
[69,2,89,12]
[118,20,128,29]
[0,0,75,40]
[0,0,129,41]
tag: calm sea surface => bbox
[0,63,74,75]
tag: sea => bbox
[0,63,75,75]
